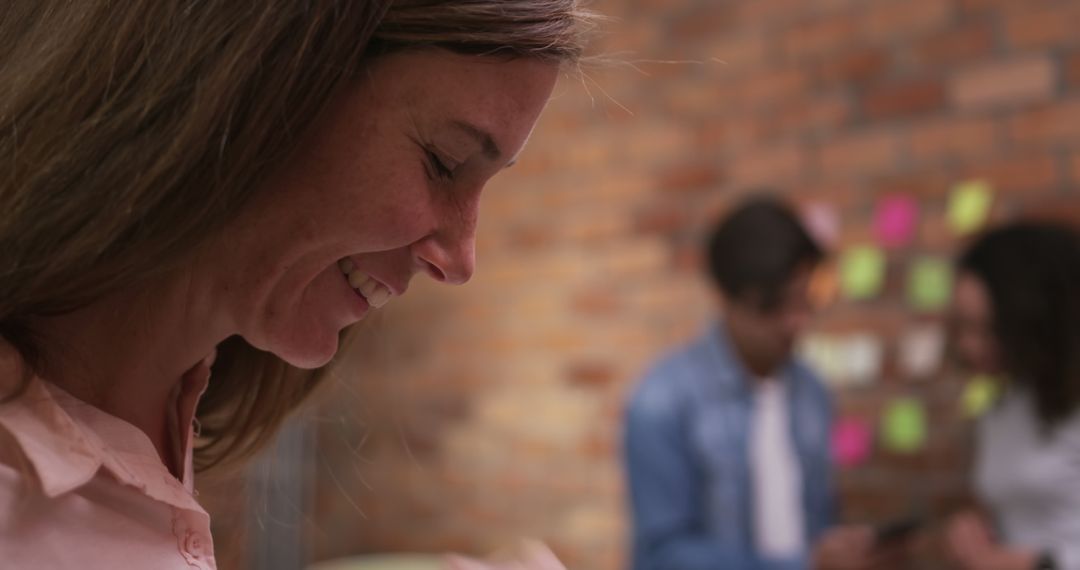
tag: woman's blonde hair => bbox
[0,0,593,470]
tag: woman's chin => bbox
[279,349,336,370]
[251,329,341,370]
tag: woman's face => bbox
[950,272,1002,374]
[215,50,559,368]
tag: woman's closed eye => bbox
[425,148,457,181]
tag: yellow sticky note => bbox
[907,256,953,312]
[840,245,886,300]
[948,181,993,235]
[882,397,927,454]
[961,375,1000,419]
[799,334,844,386]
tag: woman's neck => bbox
[28,271,229,471]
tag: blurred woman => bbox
[0,1,592,568]
[947,222,1080,570]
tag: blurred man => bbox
[624,195,885,570]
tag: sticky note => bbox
[961,375,1000,419]
[845,334,884,386]
[809,263,839,309]
[948,181,993,235]
[801,202,840,249]
[882,397,927,453]
[840,245,886,300]
[798,334,845,386]
[875,195,919,248]
[832,418,873,468]
[907,256,953,312]
[898,324,946,379]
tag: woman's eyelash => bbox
[426,149,455,181]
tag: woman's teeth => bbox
[337,259,391,309]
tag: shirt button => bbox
[185,532,205,556]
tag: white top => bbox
[976,390,1080,569]
[750,378,806,559]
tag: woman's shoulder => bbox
[0,354,105,500]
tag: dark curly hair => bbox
[958,222,1080,431]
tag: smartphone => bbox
[874,514,925,545]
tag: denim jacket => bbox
[625,323,836,570]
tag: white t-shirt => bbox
[976,390,1080,569]
[750,378,807,559]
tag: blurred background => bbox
[198,0,1080,567]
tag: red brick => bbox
[862,78,946,120]
[861,0,952,40]
[634,203,690,235]
[1004,4,1080,50]
[949,56,1056,111]
[957,0,1020,14]
[656,163,724,193]
[635,0,683,9]
[819,48,890,86]
[696,116,768,151]
[789,182,862,209]
[670,4,736,40]
[708,33,769,71]
[695,118,726,149]
[909,117,1000,162]
[871,170,955,200]
[915,21,994,67]
[768,94,851,136]
[730,142,809,186]
[566,362,617,389]
[673,241,703,274]
[782,15,857,60]
[721,115,772,152]
[1008,99,1080,146]
[507,224,555,251]
[664,78,731,116]
[1067,52,1080,89]
[965,153,1062,194]
[819,131,902,176]
[590,17,661,56]
[739,67,809,107]
[1023,194,1080,227]
[736,0,808,26]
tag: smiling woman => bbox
[0,1,593,568]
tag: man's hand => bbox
[814,525,911,570]
[443,541,566,570]
[946,511,1036,570]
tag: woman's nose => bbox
[413,225,477,285]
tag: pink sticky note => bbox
[801,202,840,249]
[874,195,918,248]
[832,418,872,468]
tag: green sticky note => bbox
[961,375,1000,419]
[907,256,953,312]
[948,181,993,235]
[840,245,886,300]
[882,397,927,453]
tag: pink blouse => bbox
[0,349,216,568]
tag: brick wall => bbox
[203,0,1080,568]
